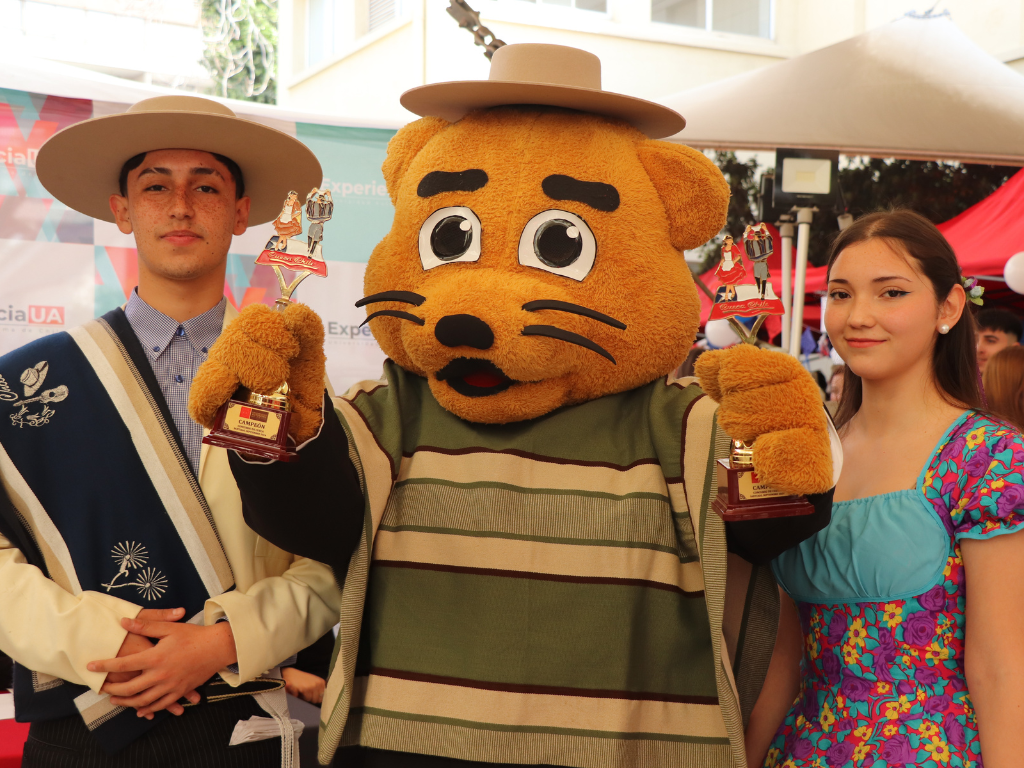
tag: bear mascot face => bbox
[362,107,729,424]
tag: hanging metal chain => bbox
[446,0,506,60]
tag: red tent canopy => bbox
[699,169,1024,335]
[937,168,1024,275]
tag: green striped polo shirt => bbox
[317,361,776,768]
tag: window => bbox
[651,0,704,28]
[307,0,337,68]
[369,0,396,31]
[652,0,772,38]
[512,0,608,11]
[307,0,407,68]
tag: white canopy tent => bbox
[661,14,1024,166]
[661,14,1024,355]
[0,53,403,130]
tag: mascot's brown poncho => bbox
[190,45,833,768]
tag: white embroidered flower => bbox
[112,541,148,570]
[133,568,168,601]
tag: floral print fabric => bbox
[765,412,1024,768]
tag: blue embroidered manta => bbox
[0,309,278,754]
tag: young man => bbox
[0,95,341,766]
[976,307,1022,373]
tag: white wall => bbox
[281,0,1024,122]
[0,0,208,87]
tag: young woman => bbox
[983,344,1024,431]
[745,210,1024,768]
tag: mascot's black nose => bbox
[435,314,494,350]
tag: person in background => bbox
[982,345,1024,431]
[975,307,1022,373]
[828,364,845,402]
[281,666,325,707]
[745,210,1024,768]
[281,629,336,706]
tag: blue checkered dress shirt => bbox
[124,291,226,474]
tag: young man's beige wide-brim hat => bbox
[35,95,323,225]
[400,43,685,139]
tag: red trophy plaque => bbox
[203,189,333,462]
[706,224,815,521]
[708,224,785,322]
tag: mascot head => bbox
[361,44,729,423]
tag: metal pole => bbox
[788,207,815,357]
[778,218,794,352]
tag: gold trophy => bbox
[202,189,333,462]
[711,439,814,521]
[703,224,815,521]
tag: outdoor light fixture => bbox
[758,174,783,223]
[771,148,839,358]
[782,158,831,193]
[772,148,840,208]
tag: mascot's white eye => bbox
[419,207,482,270]
[518,209,596,281]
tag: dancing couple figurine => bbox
[709,222,783,323]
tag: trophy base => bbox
[202,391,297,463]
[711,458,815,521]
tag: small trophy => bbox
[202,189,332,462]
[711,440,815,521]
[704,224,815,521]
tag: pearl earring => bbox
[939,324,950,334]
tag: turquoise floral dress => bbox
[765,411,1024,768]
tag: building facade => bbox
[2,0,209,89]
[277,0,1024,123]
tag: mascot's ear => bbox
[382,116,450,204]
[637,141,730,252]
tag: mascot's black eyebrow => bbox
[542,175,619,212]
[417,169,489,197]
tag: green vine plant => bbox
[201,0,277,103]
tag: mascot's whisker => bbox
[355,290,426,308]
[522,300,626,330]
[522,325,616,364]
[361,310,426,327]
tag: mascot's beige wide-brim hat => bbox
[401,43,685,139]
[35,95,323,225]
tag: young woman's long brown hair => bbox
[827,210,983,428]
[983,345,1024,430]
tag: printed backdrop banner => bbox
[0,87,394,390]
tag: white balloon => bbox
[1004,251,1024,294]
[704,318,741,349]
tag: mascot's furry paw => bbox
[281,303,327,444]
[695,344,832,495]
[188,303,326,444]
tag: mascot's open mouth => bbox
[436,357,516,397]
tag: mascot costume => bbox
[190,44,834,768]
